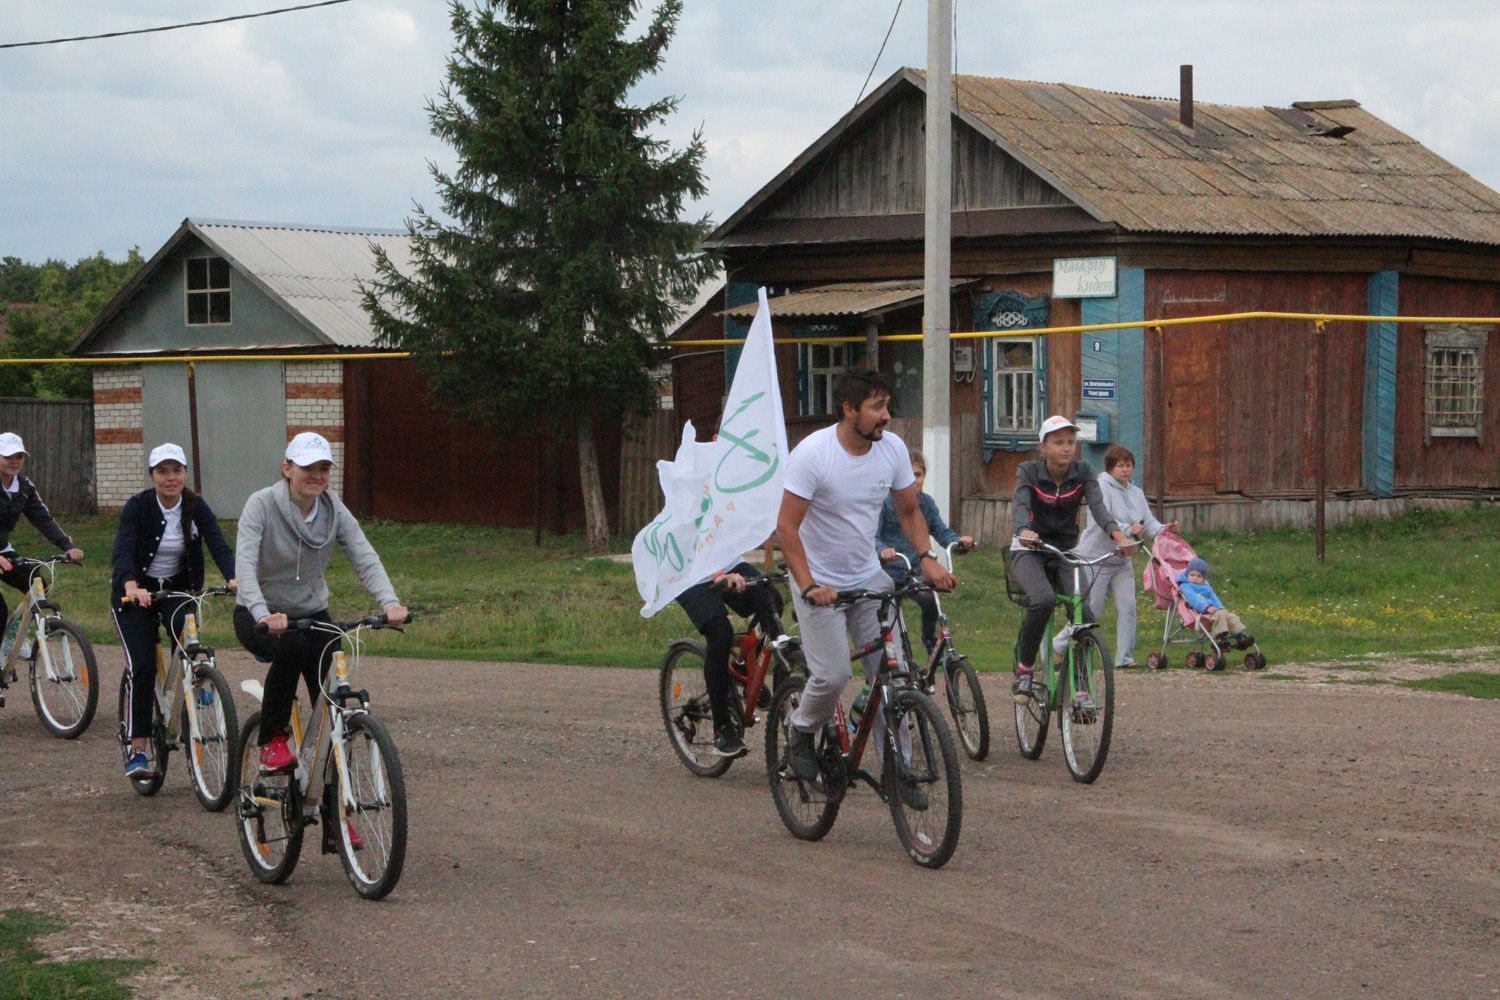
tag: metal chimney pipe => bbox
[1180,64,1194,129]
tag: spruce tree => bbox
[363,0,714,548]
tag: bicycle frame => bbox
[724,578,797,729]
[132,589,228,752]
[829,589,921,789]
[1022,542,1117,712]
[240,623,377,830]
[2,561,69,682]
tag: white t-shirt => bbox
[784,424,915,590]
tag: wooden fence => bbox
[616,408,678,536]
[0,397,95,513]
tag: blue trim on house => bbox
[1363,270,1399,498]
[975,291,1051,459]
[1079,267,1146,470]
[724,281,758,388]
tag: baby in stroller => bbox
[1178,558,1253,651]
[1143,532,1266,671]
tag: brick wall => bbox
[284,360,345,492]
[92,366,144,507]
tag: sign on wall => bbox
[1052,257,1117,299]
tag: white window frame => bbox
[184,256,232,326]
[1423,324,1485,440]
[798,334,852,417]
[988,336,1040,435]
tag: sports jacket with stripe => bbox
[1011,459,1119,551]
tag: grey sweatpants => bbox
[1087,556,1138,667]
[789,568,891,734]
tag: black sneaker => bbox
[1234,632,1254,651]
[784,727,820,782]
[1011,669,1035,705]
[712,729,749,760]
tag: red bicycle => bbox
[659,572,802,778]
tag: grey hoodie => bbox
[235,480,398,621]
[1073,471,1165,562]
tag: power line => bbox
[0,0,354,50]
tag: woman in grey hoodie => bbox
[1073,445,1175,668]
[233,432,407,776]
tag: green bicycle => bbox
[1007,541,1119,784]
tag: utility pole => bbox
[922,0,953,519]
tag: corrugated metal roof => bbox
[190,220,414,348]
[720,279,969,319]
[934,72,1500,244]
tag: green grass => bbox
[0,909,150,999]
[23,503,1500,670]
[1403,671,1500,699]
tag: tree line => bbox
[0,251,143,398]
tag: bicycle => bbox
[765,580,963,869]
[903,543,990,761]
[233,612,410,900]
[0,554,98,739]
[1007,540,1121,784]
[660,570,803,777]
[115,586,239,810]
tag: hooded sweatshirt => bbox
[1073,471,1166,562]
[235,479,398,621]
[1175,558,1223,613]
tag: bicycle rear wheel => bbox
[943,653,989,761]
[883,688,963,869]
[764,675,840,841]
[1061,633,1114,784]
[29,618,98,739]
[117,672,167,796]
[234,712,304,884]
[658,640,732,778]
[327,712,407,900]
[1012,643,1049,760]
[183,663,239,812]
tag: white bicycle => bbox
[233,612,410,900]
[0,554,98,739]
[116,586,239,810]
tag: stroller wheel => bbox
[1244,652,1267,671]
[1146,652,1166,670]
[1204,654,1223,672]
[1185,651,1203,670]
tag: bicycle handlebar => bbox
[121,584,234,605]
[7,553,80,568]
[255,611,414,636]
[1021,539,1134,565]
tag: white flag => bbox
[633,287,787,617]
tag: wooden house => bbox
[697,68,1500,538]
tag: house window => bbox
[797,332,853,417]
[1424,325,1486,439]
[185,256,231,325]
[976,290,1050,454]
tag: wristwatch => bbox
[918,552,938,563]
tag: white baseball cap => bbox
[0,432,27,457]
[1038,415,1081,442]
[148,442,188,469]
[285,431,335,466]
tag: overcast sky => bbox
[5,1,1500,263]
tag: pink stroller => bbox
[1141,529,1266,671]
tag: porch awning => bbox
[720,279,973,320]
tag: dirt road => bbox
[3,652,1499,999]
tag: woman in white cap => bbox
[233,432,407,791]
[1009,416,1133,705]
[110,443,237,779]
[0,430,85,631]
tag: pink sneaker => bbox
[258,734,296,773]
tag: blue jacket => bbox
[877,492,959,581]
[0,474,73,553]
[111,489,235,602]
[1175,571,1224,613]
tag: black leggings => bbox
[233,605,334,745]
[1009,549,1090,667]
[674,566,776,732]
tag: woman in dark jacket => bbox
[110,443,235,780]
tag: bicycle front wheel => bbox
[764,675,840,841]
[183,663,239,812]
[943,653,990,761]
[234,712,304,884]
[117,671,167,796]
[327,712,408,900]
[29,618,98,739]
[883,688,963,869]
[1061,633,1115,784]
[658,640,731,778]
[1012,643,1049,760]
